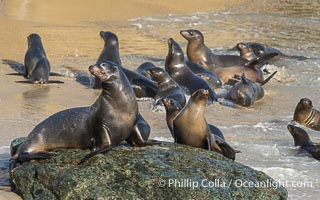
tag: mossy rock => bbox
[10,138,287,200]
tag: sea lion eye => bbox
[190,31,193,36]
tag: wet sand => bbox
[0,1,244,199]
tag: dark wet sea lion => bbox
[293,98,320,131]
[228,73,266,107]
[161,97,225,140]
[172,89,236,160]
[2,34,63,84]
[136,62,156,80]
[164,38,217,105]
[11,61,147,163]
[94,31,157,99]
[287,123,320,160]
[185,61,222,89]
[146,67,186,108]
[180,29,248,69]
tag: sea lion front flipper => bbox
[261,71,277,86]
[244,53,278,68]
[126,124,147,147]
[207,132,222,153]
[131,78,158,97]
[211,134,237,160]
[2,59,25,74]
[17,151,55,163]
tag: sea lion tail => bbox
[261,71,278,86]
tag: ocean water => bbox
[0,0,320,199]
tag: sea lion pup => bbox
[146,67,186,108]
[136,62,156,80]
[180,29,277,84]
[293,98,320,131]
[180,29,248,68]
[165,38,217,105]
[287,123,320,160]
[93,31,157,99]
[185,61,222,89]
[2,33,63,84]
[161,97,225,140]
[172,89,237,160]
[11,61,148,163]
[228,73,274,107]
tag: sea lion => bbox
[185,61,222,89]
[136,62,156,80]
[2,34,63,84]
[161,97,225,140]
[11,61,148,163]
[172,89,236,160]
[94,31,158,99]
[228,73,267,107]
[287,123,320,160]
[180,29,248,69]
[164,38,217,105]
[180,29,277,84]
[146,67,186,108]
[293,98,320,131]
[236,43,258,61]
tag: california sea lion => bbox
[180,29,277,84]
[161,97,225,140]
[293,98,320,131]
[164,38,217,105]
[11,61,147,163]
[185,61,222,89]
[3,34,63,84]
[180,29,248,68]
[136,62,156,80]
[172,89,236,160]
[146,67,186,108]
[287,123,320,160]
[94,31,157,99]
[228,73,268,107]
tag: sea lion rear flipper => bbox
[2,59,25,75]
[244,53,278,68]
[261,71,277,86]
[49,72,62,76]
[79,146,114,165]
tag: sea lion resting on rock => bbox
[293,98,320,131]
[172,89,237,160]
[11,61,150,163]
[287,122,320,160]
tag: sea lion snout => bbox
[299,98,313,108]
[89,62,118,81]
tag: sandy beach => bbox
[0,1,243,199]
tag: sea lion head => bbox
[190,89,209,106]
[180,29,204,44]
[294,98,313,123]
[166,38,185,65]
[146,67,168,83]
[287,122,313,147]
[27,33,42,47]
[161,98,182,114]
[100,31,119,47]
[89,61,119,82]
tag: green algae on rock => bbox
[10,138,287,200]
